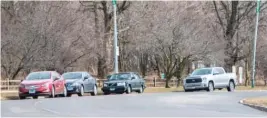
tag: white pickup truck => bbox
[183,67,237,92]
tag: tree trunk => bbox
[165,79,170,88]
[245,58,250,86]
[97,56,107,79]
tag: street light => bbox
[251,0,261,88]
[112,0,119,73]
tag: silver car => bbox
[62,72,98,97]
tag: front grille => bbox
[25,85,40,89]
[108,83,117,87]
[66,83,72,86]
[186,78,202,83]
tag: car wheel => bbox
[19,96,26,100]
[61,86,67,97]
[67,93,72,97]
[137,85,144,93]
[126,85,132,94]
[32,96,38,99]
[78,86,84,96]
[184,89,192,92]
[104,92,110,95]
[49,86,56,98]
[90,85,98,96]
[227,81,235,92]
[207,82,214,92]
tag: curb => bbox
[239,99,267,112]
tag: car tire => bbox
[90,85,98,96]
[49,86,56,98]
[126,85,132,94]
[32,96,38,99]
[207,82,214,92]
[137,85,144,93]
[184,89,192,92]
[19,96,26,99]
[67,93,72,97]
[78,86,84,96]
[60,86,67,97]
[104,92,110,95]
[227,81,235,92]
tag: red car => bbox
[18,71,67,99]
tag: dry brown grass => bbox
[236,86,267,90]
[243,97,267,107]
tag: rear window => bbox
[62,73,82,79]
[26,72,51,80]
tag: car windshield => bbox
[109,73,131,80]
[62,73,82,79]
[26,72,51,80]
[191,69,212,75]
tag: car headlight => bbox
[202,77,207,81]
[72,82,79,86]
[19,84,25,88]
[41,83,49,88]
[117,82,126,86]
[103,83,108,87]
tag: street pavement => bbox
[1,91,267,117]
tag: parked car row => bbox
[18,67,236,99]
[18,71,146,99]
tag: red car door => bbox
[52,72,62,94]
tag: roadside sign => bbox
[116,46,119,56]
[161,73,165,79]
[112,0,116,5]
[239,67,243,84]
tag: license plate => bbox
[188,84,198,87]
[29,89,36,94]
[67,86,73,90]
[110,88,115,91]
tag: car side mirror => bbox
[107,75,111,79]
[131,77,135,80]
[213,72,219,75]
[54,77,59,81]
[84,76,88,80]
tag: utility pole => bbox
[251,0,261,88]
[112,0,119,73]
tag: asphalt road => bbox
[1,91,267,117]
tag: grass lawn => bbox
[243,97,267,107]
[1,86,266,100]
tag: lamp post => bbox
[112,0,119,73]
[251,0,261,88]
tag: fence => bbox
[2,77,266,91]
[1,78,179,91]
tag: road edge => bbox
[239,98,267,112]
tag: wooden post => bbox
[98,80,101,87]
[153,77,156,87]
[7,79,10,90]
